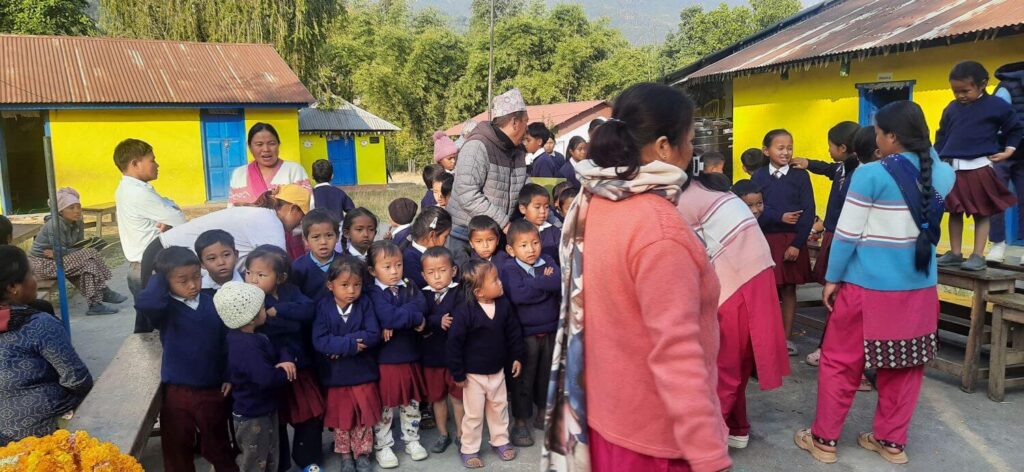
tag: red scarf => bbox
[244,159,282,201]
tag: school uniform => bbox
[311,183,355,221]
[447,297,525,455]
[313,297,382,458]
[936,94,1023,216]
[134,276,237,472]
[530,152,562,178]
[291,251,339,301]
[539,223,561,262]
[402,241,428,290]
[421,189,437,210]
[805,159,859,283]
[226,330,289,472]
[200,269,243,298]
[465,251,510,273]
[752,164,816,285]
[392,224,412,245]
[558,160,581,188]
[421,282,464,402]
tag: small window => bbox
[369,137,380,144]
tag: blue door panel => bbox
[327,136,357,186]
[201,110,246,201]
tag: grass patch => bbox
[346,183,426,223]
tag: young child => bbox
[342,208,379,262]
[134,247,237,472]
[421,165,445,209]
[365,240,430,468]
[448,259,525,468]
[935,61,1023,271]
[854,125,883,164]
[558,136,587,188]
[555,187,579,223]
[433,173,454,209]
[419,247,465,453]
[466,215,509,268]
[215,281,295,472]
[523,122,549,157]
[752,129,815,357]
[291,209,341,301]
[388,198,418,244]
[313,256,382,472]
[245,245,323,470]
[741,147,768,176]
[701,151,727,175]
[401,206,453,290]
[548,181,573,223]
[517,183,560,262]
[498,219,560,447]
[530,126,560,178]
[732,180,764,218]
[434,131,459,174]
[311,159,356,222]
[195,229,241,296]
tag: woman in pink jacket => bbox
[541,83,731,472]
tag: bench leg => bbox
[962,284,988,393]
[96,215,104,238]
[989,307,1007,402]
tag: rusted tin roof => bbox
[677,0,1024,82]
[445,100,610,136]
[299,101,400,133]
[0,34,315,105]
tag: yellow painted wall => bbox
[246,109,302,166]
[299,133,328,177]
[731,35,1024,249]
[355,134,387,185]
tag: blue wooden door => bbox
[201,110,246,201]
[327,136,357,186]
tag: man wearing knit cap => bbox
[446,88,530,265]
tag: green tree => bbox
[0,0,94,35]
[752,0,802,29]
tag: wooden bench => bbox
[68,333,162,458]
[82,202,117,237]
[11,223,41,246]
[983,293,1024,402]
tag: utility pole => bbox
[487,0,495,121]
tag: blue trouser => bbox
[990,160,1024,243]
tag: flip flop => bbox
[794,429,837,464]
[460,452,483,468]
[858,432,908,464]
[492,444,517,461]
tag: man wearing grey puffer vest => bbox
[447,89,531,265]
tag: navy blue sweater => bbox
[367,282,428,364]
[531,153,561,178]
[313,184,355,221]
[393,227,412,246]
[447,297,525,382]
[259,283,316,370]
[420,287,464,368]
[312,297,381,387]
[936,94,1024,159]
[465,251,509,273]
[540,225,561,262]
[559,161,580,188]
[499,255,561,336]
[421,189,436,210]
[135,276,226,388]
[806,159,859,233]
[291,251,337,301]
[226,331,289,417]
[402,244,427,290]
[752,166,816,248]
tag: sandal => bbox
[460,452,484,468]
[858,432,908,464]
[794,429,838,464]
[805,348,821,366]
[492,443,517,461]
[511,425,534,447]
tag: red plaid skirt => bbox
[377,362,427,408]
[945,166,1017,217]
[324,383,382,430]
[280,368,325,424]
[422,366,463,402]
[765,232,813,285]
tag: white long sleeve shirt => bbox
[114,176,187,262]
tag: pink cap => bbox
[433,131,458,162]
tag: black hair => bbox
[367,240,402,269]
[327,254,367,282]
[460,259,496,302]
[506,219,540,245]
[408,206,453,245]
[589,83,695,180]
[388,198,418,225]
[422,246,455,267]
[245,244,291,280]
[684,172,732,193]
[312,159,334,184]
[566,136,587,161]
[588,118,606,134]
[874,100,935,273]
[731,179,762,199]
[526,122,551,142]
[301,208,340,238]
[247,122,280,145]
[828,121,861,152]
[551,181,573,203]
[558,187,579,207]
[0,215,11,245]
[154,246,201,278]
[517,183,550,207]
[422,164,445,187]
[341,207,379,249]
[701,151,725,167]
[762,129,793,148]
[741,148,767,171]
[194,229,236,257]
[853,125,880,164]
[949,60,989,86]
[468,215,502,240]
[0,245,31,303]
[493,110,528,128]
[437,173,454,198]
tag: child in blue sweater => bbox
[401,206,452,290]
[291,209,341,301]
[517,183,560,262]
[387,198,417,245]
[311,159,356,222]
[195,229,241,297]
[342,208,378,263]
[465,215,509,269]
[419,247,465,454]
[313,256,382,472]
[134,247,237,472]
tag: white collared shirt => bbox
[949,156,993,171]
[769,164,791,178]
[347,242,366,261]
[201,269,243,290]
[375,278,407,292]
[391,223,411,239]
[170,294,200,310]
[411,240,428,254]
[515,257,547,277]
[336,303,353,322]
[538,221,553,232]
[115,176,188,262]
[423,281,459,302]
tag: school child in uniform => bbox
[752,129,816,357]
[311,159,356,222]
[195,229,242,297]
[555,187,579,224]
[465,215,509,269]
[215,281,295,472]
[434,131,459,174]
[497,219,560,447]
[365,240,430,468]
[342,208,379,263]
[433,173,454,209]
[419,247,466,453]
[732,180,764,218]
[700,151,727,175]
[678,172,790,450]
[516,184,560,262]
[795,100,955,466]
[529,125,559,178]
[387,198,417,244]
[421,165,445,209]
[741,147,768,176]
[291,209,341,301]
[401,207,453,290]
[313,256,382,472]
[134,247,238,472]
[558,136,587,188]
[244,245,324,471]
[548,181,573,223]
[448,259,525,468]
[934,61,1023,271]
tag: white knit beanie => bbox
[213,281,266,329]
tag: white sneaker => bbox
[987,242,1006,262]
[405,440,429,461]
[375,447,399,469]
[728,434,749,449]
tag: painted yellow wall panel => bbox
[298,133,328,178]
[245,109,302,168]
[355,134,387,185]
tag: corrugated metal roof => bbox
[0,34,315,105]
[681,0,1024,81]
[298,101,400,132]
[444,100,610,136]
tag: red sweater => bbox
[583,193,730,472]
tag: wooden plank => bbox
[68,333,162,458]
[11,223,41,246]
[986,293,1024,313]
[989,306,1008,402]
[81,202,116,237]
[938,265,1022,282]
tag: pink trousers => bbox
[459,371,510,454]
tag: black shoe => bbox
[431,434,452,453]
[102,288,128,304]
[86,303,118,315]
[533,412,545,431]
[420,405,436,430]
[340,455,356,472]
[355,456,373,472]
[511,425,534,447]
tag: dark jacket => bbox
[995,61,1024,158]
[752,166,816,249]
[29,216,84,258]
[499,255,561,336]
[447,124,529,240]
[367,282,428,364]
[226,331,289,417]
[312,297,381,387]
[312,184,355,222]
[420,286,464,368]
[447,297,525,382]
[291,251,339,301]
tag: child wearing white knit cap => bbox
[215,281,297,472]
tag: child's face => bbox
[703,162,724,174]
[519,195,550,227]
[166,264,201,300]
[570,142,588,162]
[523,135,544,154]
[431,181,450,208]
[305,222,338,262]
[59,203,82,222]
[557,197,573,217]
[827,141,849,162]
[741,193,764,218]
[370,252,404,286]
[345,215,377,253]
[422,256,457,291]
[508,230,542,266]
[200,242,238,285]
[439,154,457,172]
[950,78,984,104]
[474,267,504,301]
[328,271,363,308]
[875,127,902,157]
[544,139,555,154]
[245,257,281,295]
[469,229,499,260]
[763,135,794,168]
[129,153,159,181]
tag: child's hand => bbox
[266,307,277,318]
[356,339,368,352]
[990,149,1015,162]
[221,382,232,397]
[276,361,297,381]
[511,361,522,378]
[156,223,170,233]
[382,329,393,342]
[455,379,467,388]
[441,314,453,330]
[784,246,800,262]
[543,267,555,277]
[414,319,426,332]
[43,249,54,259]
[781,210,803,224]
[790,157,809,169]
[822,282,840,312]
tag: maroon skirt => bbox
[422,366,463,402]
[324,383,383,431]
[945,166,1017,217]
[811,231,834,284]
[765,232,813,285]
[378,362,427,408]
[280,368,326,424]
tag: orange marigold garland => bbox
[0,430,143,472]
